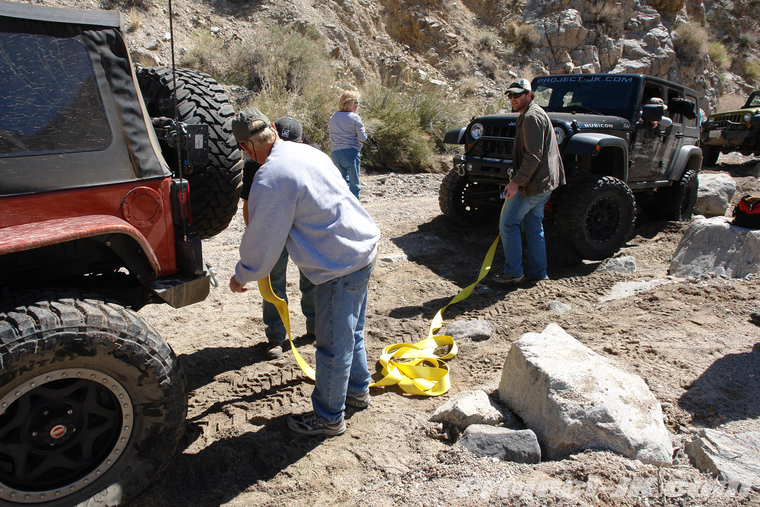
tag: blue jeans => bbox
[263,247,316,344]
[311,259,374,424]
[498,191,552,280]
[331,148,361,200]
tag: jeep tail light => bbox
[171,178,192,227]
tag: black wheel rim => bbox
[0,368,133,503]
[586,197,621,242]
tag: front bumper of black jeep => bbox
[453,154,514,182]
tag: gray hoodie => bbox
[235,140,379,285]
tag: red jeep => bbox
[0,1,242,505]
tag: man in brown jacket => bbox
[494,78,566,285]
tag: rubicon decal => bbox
[581,123,615,129]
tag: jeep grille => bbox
[469,123,516,159]
[710,112,747,128]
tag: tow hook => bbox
[206,262,218,288]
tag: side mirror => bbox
[642,104,664,121]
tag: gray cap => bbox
[231,107,271,143]
[505,78,531,95]
[275,116,303,142]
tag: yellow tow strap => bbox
[257,234,501,396]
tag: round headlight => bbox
[553,126,565,144]
[743,112,752,123]
[708,115,715,122]
[470,123,484,140]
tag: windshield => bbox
[745,92,760,109]
[532,75,639,121]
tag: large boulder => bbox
[695,173,737,216]
[497,324,672,464]
[669,216,760,278]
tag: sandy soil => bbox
[138,155,760,507]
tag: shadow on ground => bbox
[678,342,760,427]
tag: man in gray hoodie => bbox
[229,107,380,436]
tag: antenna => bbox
[168,0,187,240]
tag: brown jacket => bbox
[512,100,566,197]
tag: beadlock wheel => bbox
[0,291,187,507]
[0,369,133,504]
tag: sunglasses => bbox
[507,91,527,99]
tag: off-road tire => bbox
[137,66,243,239]
[657,169,699,221]
[553,175,636,260]
[439,170,501,227]
[701,146,719,167]
[0,291,187,506]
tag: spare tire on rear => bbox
[138,67,243,239]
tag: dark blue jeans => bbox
[311,259,374,423]
[331,148,361,200]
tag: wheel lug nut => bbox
[31,431,38,437]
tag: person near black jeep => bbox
[493,78,565,285]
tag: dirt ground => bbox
[137,155,760,507]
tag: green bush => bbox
[182,21,500,172]
[744,60,760,84]
[182,25,326,93]
[359,83,473,172]
[708,41,730,69]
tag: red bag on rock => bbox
[732,195,760,229]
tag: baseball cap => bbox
[275,116,303,142]
[231,107,271,143]
[505,78,531,95]
[646,97,667,110]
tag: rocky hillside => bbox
[20,0,760,113]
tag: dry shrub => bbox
[586,1,624,34]
[507,21,541,54]
[448,56,471,77]
[479,51,497,80]
[127,7,141,32]
[457,77,480,97]
[673,23,708,65]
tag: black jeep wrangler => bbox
[440,74,702,260]
[0,2,242,505]
[700,90,760,166]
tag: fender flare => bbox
[669,145,703,181]
[444,127,467,145]
[0,215,160,276]
[564,132,629,180]
[564,132,629,157]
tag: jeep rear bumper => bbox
[146,271,211,308]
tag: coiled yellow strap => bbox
[257,234,500,396]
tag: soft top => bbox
[0,0,122,29]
